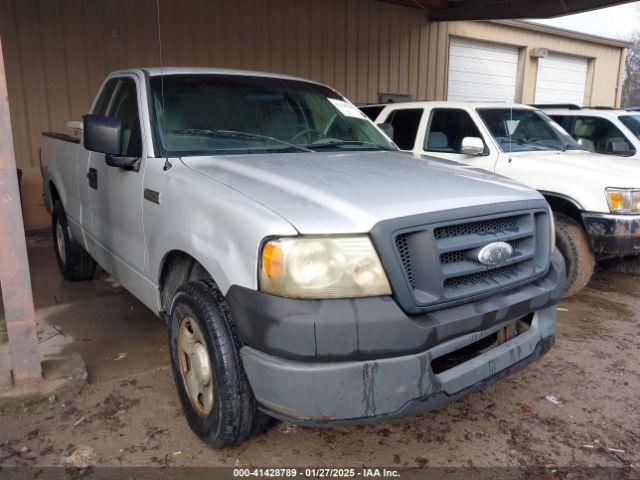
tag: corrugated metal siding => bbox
[445,20,626,108]
[0,0,442,172]
[0,1,626,228]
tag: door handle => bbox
[87,168,98,190]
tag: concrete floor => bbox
[0,229,168,391]
[0,231,639,469]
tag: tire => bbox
[168,279,271,448]
[52,200,96,281]
[554,212,595,297]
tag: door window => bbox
[385,108,423,150]
[619,115,640,141]
[108,79,143,157]
[569,116,634,154]
[359,105,385,121]
[424,109,486,154]
[92,78,119,115]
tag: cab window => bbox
[385,108,423,150]
[107,79,143,157]
[359,105,385,121]
[425,109,486,154]
[91,78,119,115]
[569,117,634,154]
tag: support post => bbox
[0,37,42,386]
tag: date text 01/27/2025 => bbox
[233,468,401,478]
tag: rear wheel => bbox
[168,279,271,448]
[52,200,96,281]
[554,212,595,297]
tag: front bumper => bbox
[227,250,564,424]
[582,212,640,256]
[241,311,555,425]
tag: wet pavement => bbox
[0,231,639,469]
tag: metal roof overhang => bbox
[384,0,635,21]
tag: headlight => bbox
[605,188,640,214]
[259,236,391,298]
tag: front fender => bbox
[143,159,297,300]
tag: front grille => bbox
[434,216,519,240]
[444,263,523,290]
[393,209,551,310]
[395,235,416,288]
[439,239,522,266]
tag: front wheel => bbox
[554,212,595,297]
[52,200,96,281]
[168,279,271,448]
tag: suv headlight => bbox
[605,188,640,214]
[259,236,391,298]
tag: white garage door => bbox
[535,53,588,106]
[447,37,519,102]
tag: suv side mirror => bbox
[608,141,634,155]
[460,137,484,155]
[83,114,122,155]
[377,122,394,141]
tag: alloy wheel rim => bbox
[56,220,66,265]
[177,316,214,417]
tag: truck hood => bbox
[181,151,542,234]
[509,150,640,187]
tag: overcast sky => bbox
[529,1,639,41]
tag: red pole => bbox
[0,37,42,386]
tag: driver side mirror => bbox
[377,122,394,141]
[83,114,122,155]
[460,137,485,155]
[83,114,140,170]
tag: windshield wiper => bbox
[171,129,312,153]
[302,140,397,151]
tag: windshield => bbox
[477,108,581,152]
[620,115,640,141]
[150,74,395,156]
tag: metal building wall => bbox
[0,0,626,228]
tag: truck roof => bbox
[360,101,537,110]
[111,67,318,85]
[540,107,635,118]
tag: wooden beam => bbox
[0,36,42,387]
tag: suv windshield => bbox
[478,108,581,152]
[620,115,640,141]
[150,74,395,156]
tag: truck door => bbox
[83,75,148,295]
[78,77,118,232]
[421,108,497,171]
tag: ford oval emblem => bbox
[477,241,513,267]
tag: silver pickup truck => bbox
[42,68,564,448]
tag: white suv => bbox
[361,101,640,296]
[539,106,640,159]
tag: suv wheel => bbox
[168,279,271,448]
[52,200,96,281]
[554,212,595,297]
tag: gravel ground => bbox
[0,258,639,474]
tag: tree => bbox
[621,11,640,107]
